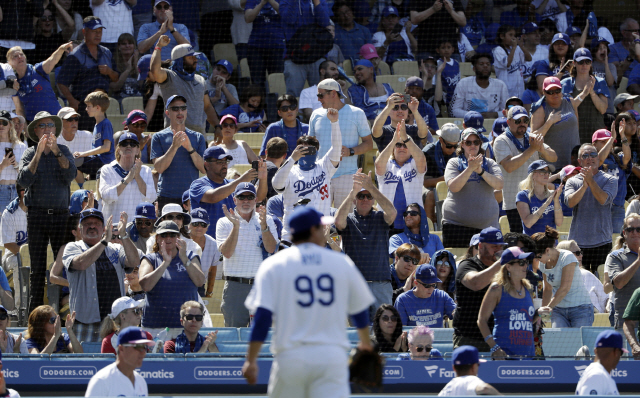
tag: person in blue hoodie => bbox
[432,249,457,299]
[395,264,456,328]
[389,204,443,261]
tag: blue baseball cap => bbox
[406,76,424,88]
[190,208,210,225]
[464,111,486,133]
[83,18,105,30]
[452,345,486,365]
[415,264,442,284]
[521,22,540,34]
[137,54,151,82]
[80,208,104,223]
[124,110,147,126]
[628,109,640,121]
[234,182,256,197]
[354,59,374,69]
[470,233,480,246]
[165,95,187,110]
[491,117,509,137]
[595,330,628,352]
[182,190,190,204]
[203,145,233,161]
[135,202,156,219]
[573,47,592,62]
[69,189,90,215]
[117,326,155,347]
[591,36,610,51]
[552,33,570,46]
[288,206,334,234]
[216,59,233,75]
[500,246,535,265]
[528,159,555,174]
[479,227,504,245]
[382,5,399,17]
[507,105,528,120]
[0,305,8,314]
[566,26,581,36]
[118,132,139,144]
[533,60,551,77]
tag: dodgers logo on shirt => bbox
[16,231,27,246]
[293,172,326,196]
[383,171,401,185]
[404,168,418,183]
[547,273,555,282]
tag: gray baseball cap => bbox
[437,123,462,143]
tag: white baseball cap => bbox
[317,78,346,99]
[109,297,144,319]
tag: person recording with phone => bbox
[0,111,26,212]
[372,93,432,152]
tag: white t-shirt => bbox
[299,85,321,112]
[372,29,414,62]
[99,161,158,221]
[439,375,484,396]
[0,205,27,247]
[580,267,608,313]
[57,130,93,156]
[575,362,619,395]
[458,34,474,63]
[531,0,567,33]
[90,0,133,43]
[0,142,26,182]
[0,64,17,113]
[492,46,525,98]
[224,144,250,167]
[199,233,221,276]
[149,84,162,100]
[523,45,550,79]
[85,362,148,397]
[450,76,509,118]
[245,242,374,354]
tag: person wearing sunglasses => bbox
[25,305,82,354]
[372,93,432,154]
[148,203,201,256]
[395,263,456,328]
[515,159,563,236]
[397,325,442,360]
[532,226,593,328]
[57,107,93,184]
[391,243,421,303]
[32,6,65,67]
[371,304,407,353]
[121,110,151,164]
[163,301,219,354]
[423,123,461,223]
[478,247,537,359]
[189,208,220,298]
[139,220,205,336]
[259,94,309,159]
[10,113,26,144]
[530,76,582,169]
[443,128,503,248]
[0,111,26,213]
[565,143,618,273]
[123,202,157,254]
[431,249,457,299]
[100,296,151,354]
[0,305,26,353]
[99,132,157,222]
[219,85,267,133]
[375,119,428,234]
[137,0,190,61]
[211,114,260,168]
[389,203,443,262]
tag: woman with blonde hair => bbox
[163,301,218,354]
[0,111,27,211]
[25,305,82,354]
[478,247,536,359]
[516,160,563,235]
[111,33,142,99]
[99,297,151,354]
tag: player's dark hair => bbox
[531,226,560,255]
[504,232,536,254]
[453,364,476,374]
[372,304,404,353]
[291,228,313,244]
[266,137,288,160]
[277,94,298,110]
[296,135,320,150]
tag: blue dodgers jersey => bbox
[92,118,115,164]
[395,289,456,328]
[440,60,460,104]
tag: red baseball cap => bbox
[543,77,562,91]
[592,129,612,143]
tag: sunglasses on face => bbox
[356,193,373,200]
[403,210,420,217]
[37,123,55,129]
[41,15,55,21]
[573,250,583,256]
[464,139,481,146]
[164,214,184,221]
[577,60,592,65]
[131,122,147,128]
[155,4,170,9]
[418,282,437,289]
[395,142,407,149]
[0,121,8,127]
[0,313,8,321]
[221,122,236,129]
[545,89,562,96]
[393,104,408,111]
[625,226,640,233]
[414,345,433,352]
[66,117,80,122]
[159,232,179,238]
[279,105,297,112]
[580,151,598,159]
[513,118,530,125]
[191,221,208,228]
[442,141,457,149]
[136,220,153,227]
[121,344,148,351]
[508,259,529,267]
[49,316,57,324]
[436,260,451,268]
[237,194,256,201]
[402,255,419,265]
[317,91,333,99]
[206,158,231,165]
[535,170,551,176]
[169,105,187,112]
[381,315,398,322]
[184,314,203,321]
[119,140,139,148]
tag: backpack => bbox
[287,25,334,65]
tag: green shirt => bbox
[622,287,640,342]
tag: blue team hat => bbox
[203,145,233,161]
[80,208,104,223]
[83,18,105,30]
[382,5,399,17]
[234,182,256,197]
[533,60,551,77]
[463,111,486,133]
[190,208,210,225]
[479,227,504,245]
[182,190,190,204]
[507,105,528,120]
[415,264,442,284]
[591,36,610,51]
[165,95,187,110]
[406,76,424,88]
[500,246,535,265]
[628,109,640,121]
[491,117,509,136]
[118,327,155,347]
[470,233,481,246]
[521,22,540,35]
[69,189,90,215]
[135,202,156,219]
[354,59,374,69]
[118,132,139,144]
[137,54,152,82]
[552,33,570,46]
[528,159,555,174]
[573,47,592,62]
[288,206,334,234]
[595,330,628,352]
[452,345,486,365]
[216,59,234,75]
[566,26,582,36]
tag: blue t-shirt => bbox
[440,60,461,105]
[246,0,285,49]
[609,41,638,78]
[137,22,190,60]
[522,89,540,106]
[189,177,236,238]
[334,22,372,60]
[57,42,113,100]
[259,120,309,158]
[219,104,265,133]
[515,189,557,236]
[151,127,206,198]
[553,183,573,217]
[388,232,444,259]
[266,194,284,219]
[492,287,535,357]
[561,76,610,100]
[601,153,630,207]
[0,267,10,292]
[14,63,61,121]
[26,333,71,353]
[628,63,640,86]
[417,100,439,132]
[93,118,115,164]
[462,15,486,47]
[395,289,456,328]
[347,83,394,120]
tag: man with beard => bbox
[347,59,394,122]
[151,95,207,211]
[450,54,509,118]
[189,146,265,238]
[151,37,219,133]
[299,60,343,121]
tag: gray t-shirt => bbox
[442,157,502,230]
[592,61,617,115]
[206,80,239,115]
[159,69,207,132]
[538,98,579,170]
[564,171,617,247]
[540,249,591,308]
[606,246,640,328]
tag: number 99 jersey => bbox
[245,242,374,355]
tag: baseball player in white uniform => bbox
[439,345,499,396]
[85,327,154,397]
[576,330,625,395]
[271,108,342,242]
[242,205,375,398]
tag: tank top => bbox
[572,84,605,144]
[541,98,580,169]
[492,286,535,357]
[224,143,250,168]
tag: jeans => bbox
[247,46,285,89]
[284,58,325,97]
[551,303,594,328]
[0,184,17,213]
[366,281,392,319]
[611,204,625,235]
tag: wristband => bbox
[478,169,485,176]
[100,240,108,247]
[484,334,493,342]
[490,344,501,354]
[402,137,412,144]
[575,94,583,102]
[187,149,196,154]
[154,46,162,50]
[170,28,176,34]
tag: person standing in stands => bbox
[137,0,191,61]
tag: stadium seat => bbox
[431,230,442,240]
[437,118,463,129]
[213,43,239,67]
[81,342,102,353]
[376,75,410,94]
[433,342,454,354]
[200,328,239,342]
[267,73,286,95]
[618,77,628,96]
[432,328,454,341]
[205,283,224,314]
[240,133,264,154]
[379,61,391,75]
[107,97,122,116]
[483,118,496,134]
[121,97,144,115]
[593,313,610,327]
[239,58,251,81]
[392,61,419,77]
[542,328,583,359]
[559,216,572,234]
[108,114,127,129]
[343,59,353,76]
[499,216,510,235]
[459,62,474,78]
[445,247,468,261]
[239,327,274,342]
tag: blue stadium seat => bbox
[51,354,115,360]
[346,328,359,342]
[216,342,271,354]
[200,327,240,342]
[433,342,454,355]
[239,327,273,342]
[433,328,454,341]
[81,342,102,354]
[581,326,631,354]
[543,328,583,359]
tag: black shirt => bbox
[423,142,454,179]
[453,256,494,341]
[411,0,464,54]
[32,32,65,64]
[95,251,122,320]
[373,124,422,153]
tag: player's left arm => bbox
[243,307,272,384]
